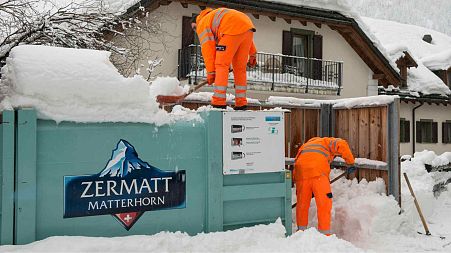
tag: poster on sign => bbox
[223,111,285,175]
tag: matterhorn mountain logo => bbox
[100,140,154,178]
[64,139,186,231]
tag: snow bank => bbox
[266,95,396,109]
[0,219,362,253]
[185,91,261,105]
[0,45,201,125]
[332,95,396,109]
[266,96,324,107]
[149,77,189,96]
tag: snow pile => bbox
[332,177,404,244]
[266,96,323,107]
[410,150,451,167]
[149,77,189,96]
[0,219,362,253]
[0,45,201,125]
[186,91,261,105]
[332,95,396,109]
[362,17,451,96]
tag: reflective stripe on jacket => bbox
[293,137,355,180]
[196,8,257,73]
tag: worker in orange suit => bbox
[191,8,257,110]
[293,137,356,236]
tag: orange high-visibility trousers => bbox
[212,30,253,107]
[296,175,333,235]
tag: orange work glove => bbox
[248,54,257,68]
[207,72,215,85]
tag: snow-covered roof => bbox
[265,0,353,13]
[362,17,451,96]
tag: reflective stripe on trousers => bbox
[212,31,253,107]
[295,175,332,233]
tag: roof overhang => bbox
[379,89,451,106]
[125,0,402,86]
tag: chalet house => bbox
[364,17,451,155]
[118,0,450,155]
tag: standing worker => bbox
[293,137,356,235]
[192,8,257,110]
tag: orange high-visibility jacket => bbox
[294,137,355,180]
[196,8,257,73]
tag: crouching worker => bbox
[293,137,355,236]
[191,8,257,110]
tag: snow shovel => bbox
[156,79,208,105]
[156,69,233,105]
[291,170,349,209]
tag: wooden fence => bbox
[334,106,389,185]
[170,99,400,202]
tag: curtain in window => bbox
[292,36,305,76]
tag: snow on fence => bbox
[178,98,400,202]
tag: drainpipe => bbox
[412,102,424,155]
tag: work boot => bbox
[233,105,247,111]
[211,104,227,109]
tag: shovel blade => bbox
[156,94,187,105]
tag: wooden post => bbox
[403,172,431,235]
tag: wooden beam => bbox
[372,73,385,80]
[160,0,171,6]
[252,13,259,19]
[269,16,276,22]
[180,2,188,8]
[284,18,291,24]
[314,23,322,28]
[299,20,307,26]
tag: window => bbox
[282,29,322,80]
[443,121,451,144]
[400,118,410,143]
[416,119,438,143]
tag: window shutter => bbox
[182,16,195,49]
[282,30,293,71]
[313,35,323,80]
[443,122,449,143]
[313,35,323,59]
[416,121,422,143]
[282,30,293,55]
[432,122,438,143]
[405,121,410,143]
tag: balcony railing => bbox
[178,45,343,95]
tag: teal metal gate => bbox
[0,109,291,245]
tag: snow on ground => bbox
[0,45,203,125]
[2,151,451,252]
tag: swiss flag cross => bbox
[113,212,143,230]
